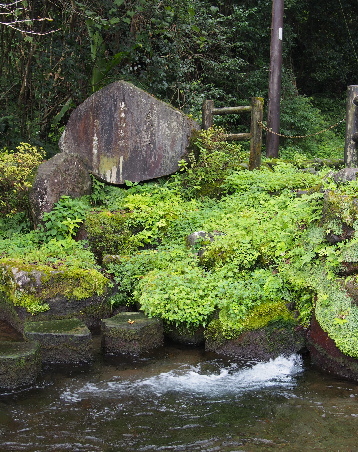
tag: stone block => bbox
[59,81,200,184]
[102,311,163,354]
[0,341,41,390]
[24,319,92,364]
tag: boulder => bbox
[102,311,163,354]
[0,260,111,331]
[331,168,358,184]
[307,316,358,380]
[59,81,200,184]
[24,319,92,364]
[205,323,306,361]
[29,153,91,226]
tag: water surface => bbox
[0,343,357,451]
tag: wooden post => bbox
[266,0,284,158]
[202,100,214,130]
[345,85,358,167]
[249,97,264,170]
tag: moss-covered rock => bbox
[321,191,358,244]
[0,341,41,390]
[205,320,305,360]
[102,311,163,354]
[24,319,92,364]
[205,300,304,360]
[0,259,111,329]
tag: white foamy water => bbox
[137,353,303,396]
[60,354,303,403]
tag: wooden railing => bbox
[202,97,264,170]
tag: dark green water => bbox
[0,341,358,452]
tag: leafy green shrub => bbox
[0,212,32,239]
[103,168,325,333]
[0,234,98,270]
[279,94,344,160]
[85,187,192,260]
[223,161,322,194]
[312,271,358,358]
[136,264,218,328]
[0,143,45,216]
[176,126,248,198]
[39,195,90,241]
[107,248,194,307]
[85,210,137,261]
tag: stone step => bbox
[0,341,41,390]
[24,318,92,364]
[102,312,163,355]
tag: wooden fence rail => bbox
[202,97,264,170]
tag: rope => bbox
[258,118,346,139]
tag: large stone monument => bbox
[59,81,200,184]
[29,81,199,224]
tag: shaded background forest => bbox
[1,0,357,157]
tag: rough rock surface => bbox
[205,324,305,361]
[307,316,358,380]
[24,319,92,364]
[102,311,163,354]
[0,341,41,390]
[59,81,200,184]
[30,152,91,226]
[331,168,358,184]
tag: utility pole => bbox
[266,0,284,158]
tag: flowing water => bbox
[1,338,358,452]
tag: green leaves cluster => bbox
[177,126,248,198]
[0,143,44,216]
[104,160,326,337]
[39,196,90,241]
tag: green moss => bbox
[322,191,358,229]
[24,319,88,334]
[238,300,295,332]
[14,292,49,314]
[0,259,110,315]
[40,267,109,300]
[206,300,296,342]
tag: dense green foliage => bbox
[0,0,353,156]
[104,162,323,335]
[2,123,358,358]
[0,143,45,216]
[1,0,358,357]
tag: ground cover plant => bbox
[2,131,358,358]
